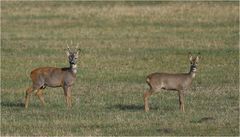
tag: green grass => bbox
[1,1,239,136]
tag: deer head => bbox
[65,43,81,65]
[189,52,200,73]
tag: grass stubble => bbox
[1,1,239,136]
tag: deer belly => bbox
[44,77,62,87]
[162,80,183,90]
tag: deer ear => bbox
[196,54,201,62]
[76,43,79,50]
[65,49,70,56]
[76,48,81,55]
[188,52,193,61]
[196,52,201,62]
[196,56,199,62]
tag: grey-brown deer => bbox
[144,53,200,112]
[24,45,80,108]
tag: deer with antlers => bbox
[24,44,80,108]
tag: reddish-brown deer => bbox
[24,45,80,108]
[144,53,200,112]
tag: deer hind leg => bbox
[35,89,45,107]
[63,86,72,108]
[25,87,34,108]
[144,90,153,112]
[178,90,185,112]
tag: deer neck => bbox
[189,71,196,78]
[70,64,77,74]
[189,66,197,78]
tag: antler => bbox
[65,40,72,52]
[66,41,81,53]
[66,43,71,52]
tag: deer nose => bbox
[70,61,75,64]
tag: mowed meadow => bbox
[1,1,239,136]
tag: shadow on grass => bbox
[190,117,215,123]
[107,104,159,111]
[156,128,174,134]
[1,101,25,108]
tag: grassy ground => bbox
[1,1,239,136]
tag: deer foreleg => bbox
[63,86,72,108]
[178,91,185,112]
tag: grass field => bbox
[1,1,239,136]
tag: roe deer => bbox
[144,53,200,112]
[24,45,80,108]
